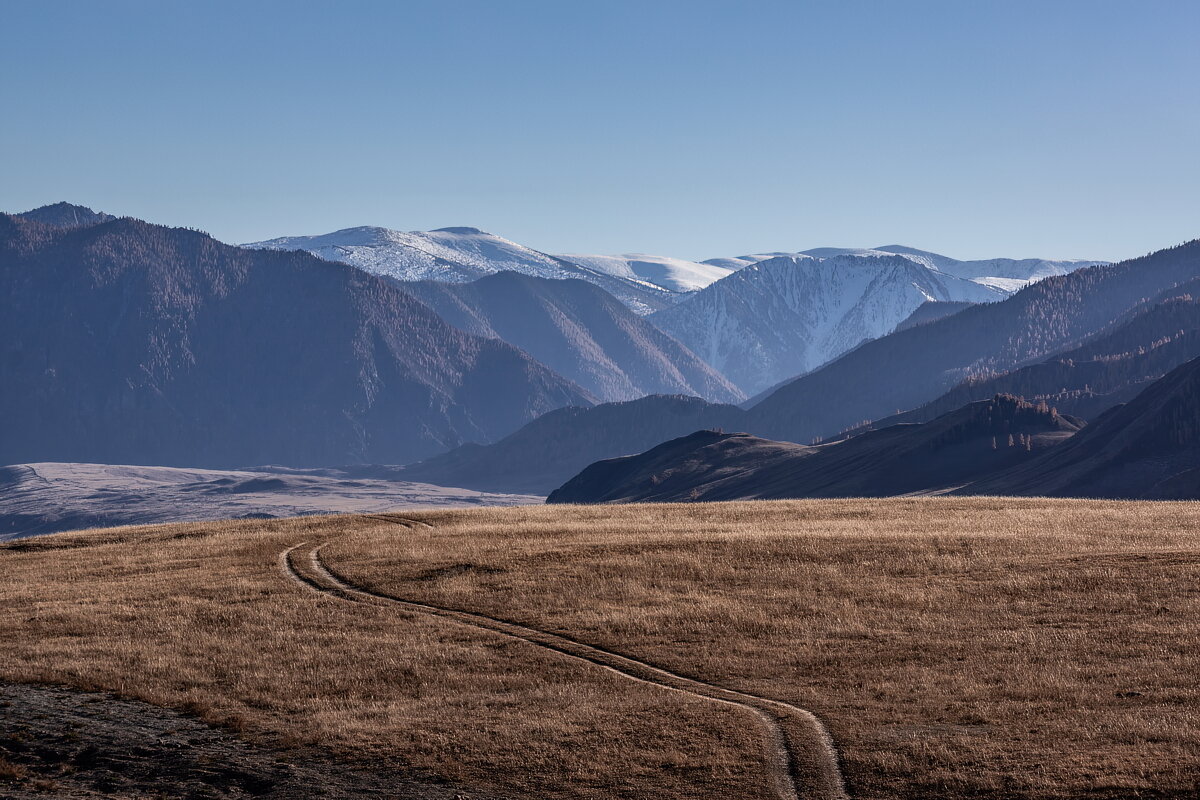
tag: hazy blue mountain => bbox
[548,395,1079,503]
[963,355,1200,499]
[244,225,681,315]
[399,394,744,494]
[0,212,593,469]
[746,239,1200,445]
[398,271,743,403]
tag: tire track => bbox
[281,538,849,800]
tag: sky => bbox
[2,0,1198,263]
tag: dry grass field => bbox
[2,499,1199,799]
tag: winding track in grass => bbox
[280,521,849,800]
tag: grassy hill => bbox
[2,501,1198,799]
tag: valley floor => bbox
[0,462,542,540]
[1,499,1197,799]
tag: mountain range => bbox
[548,394,1081,503]
[397,271,743,403]
[10,200,1195,518]
[549,353,1200,503]
[0,208,593,468]
[748,239,1200,445]
[245,226,680,315]
[649,253,1007,395]
[399,394,744,494]
[245,222,1109,396]
[403,238,1200,496]
[701,245,1105,292]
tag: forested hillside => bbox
[0,214,593,468]
[748,240,1200,444]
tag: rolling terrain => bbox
[551,354,1200,503]
[964,354,1200,498]
[0,462,540,540]
[548,395,1079,503]
[3,500,1197,799]
[400,394,745,494]
[857,286,1200,430]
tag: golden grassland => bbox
[2,498,1199,799]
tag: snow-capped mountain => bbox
[703,245,1108,292]
[244,226,679,315]
[398,271,744,404]
[650,253,1006,395]
[557,253,734,293]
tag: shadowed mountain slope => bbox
[963,355,1200,499]
[548,395,1079,504]
[893,300,976,332]
[650,253,1003,395]
[245,225,680,315]
[400,394,745,494]
[844,290,1200,435]
[397,271,743,403]
[0,213,593,468]
[747,240,1200,444]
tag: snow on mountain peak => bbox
[649,251,1006,395]
[559,252,735,293]
[243,226,679,315]
[431,226,488,235]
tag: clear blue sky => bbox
[3,0,1197,262]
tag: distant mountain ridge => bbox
[0,211,594,468]
[397,271,744,403]
[557,252,734,293]
[855,290,1200,432]
[650,252,1006,394]
[400,394,744,494]
[17,202,115,229]
[703,245,1106,292]
[548,394,1080,504]
[244,225,679,315]
[963,354,1200,499]
[427,237,1199,495]
[746,239,1200,446]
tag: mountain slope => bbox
[245,226,680,314]
[893,300,976,332]
[0,213,593,468]
[558,253,734,292]
[17,202,115,229]
[963,355,1200,499]
[874,245,1107,286]
[703,245,1105,291]
[746,239,1200,445]
[398,271,743,403]
[855,291,1200,432]
[399,395,745,494]
[650,253,1004,395]
[548,395,1079,503]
